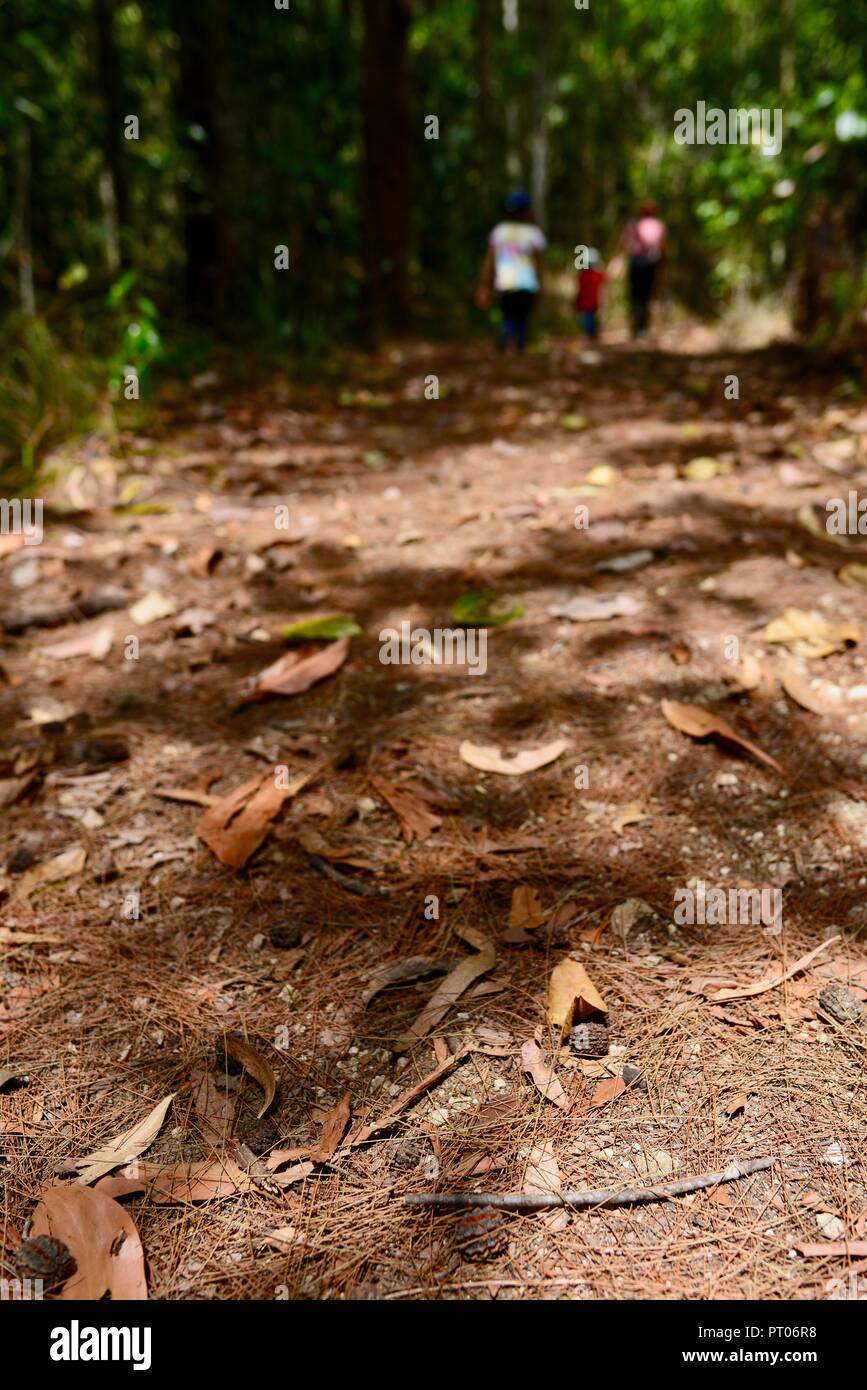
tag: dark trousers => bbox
[629,257,658,335]
[498,290,536,351]
[579,309,599,339]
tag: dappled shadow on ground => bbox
[2,334,866,1299]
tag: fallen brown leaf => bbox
[93,1174,148,1200]
[37,621,113,661]
[510,884,546,930]
[121,1156,252,1203]
[0,1119,43,1135]
[611,801,650,835]
[370,774,442,842]
[269,1161,314,1188]
[153,785,218,808]
[395,926,495,1051]
[709,937,839,1001]
[310,1093,351,1162]
[592,1076,626,1107]
[0,773,38,808]
[361,954,454,1008]
[800,1191,840,1215]
[454,1152,506,1180]
[259,1225,309,1251]
[243,638,349,702]
[763,608,859,660]
[223,1036,276,1119]
[191,1064,235,1148]
[706,1185,733,1207]
[198,764,314,868]
[12,845,87,901]
[547,900,580,933]
[72,1093,175,1186]
[30,1185,146,1299]
[661,699,783,773]
[521,1038,571,1111]
[458,738,567,775]
[0,928,64,945]
[523,1140,561,1196]
[725,1091,749,1117]
[724,652,771,694]
[548,958,607,1039]
[780,660,841,715]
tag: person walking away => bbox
[622,200,667,338]
[576,248,606,340]
[476,190,546,352]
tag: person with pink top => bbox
[621,200,667,338]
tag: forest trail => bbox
[2,335,867,1300]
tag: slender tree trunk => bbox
[99,170,121,273]
[361,0,412,337]
[14,121,35,317]
[530,0,551,228]
[502,0,522,182]
[476,0,495,208]
[171,0,244,324]
[779,0,796,97]
[93,0,130,267]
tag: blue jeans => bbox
[579,309,598,339]
[498,290,536,351]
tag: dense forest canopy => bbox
[1,0,866,475]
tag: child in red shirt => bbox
[576,248,606,340]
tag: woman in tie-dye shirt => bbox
[476,191,546,352]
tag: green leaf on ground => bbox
[452,591,525,627]
[282,615,361,644]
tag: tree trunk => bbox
[93,0,130,267]
[14,121,35,317]
[361,0,412,338]
[171,0,243,325]
[779,0,796,97]
[502,0,522,183]
[476,0,495,208]
[530,0,551,229]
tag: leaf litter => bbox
[4,337,867,1304]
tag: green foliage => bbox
[106,273,163,395]
[1,0,866,460]
[282,615,362,644]
[0,314,96,495]
[452,592,525,628]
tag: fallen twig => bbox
[308,853,388,898]
[404,1156,774,1210]
[709,937,839,1002]
[153,786,218,808]
[334,1047,470,1158]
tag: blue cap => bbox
[505,189,531,214]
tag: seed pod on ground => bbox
[569,1020,609,1057]
[453,1205,508,1262]
[15,1235,77,1293]
[818,984,865,1026]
